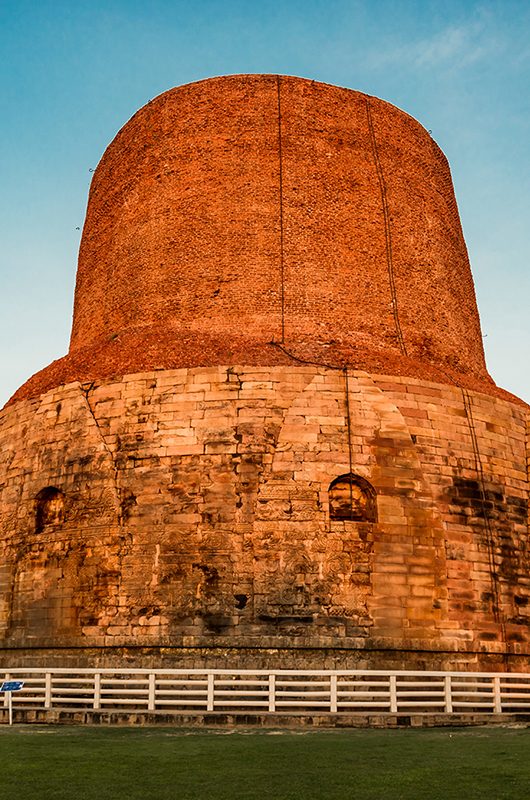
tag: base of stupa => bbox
[1,365,528,670]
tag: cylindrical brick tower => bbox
[1,76,529,673]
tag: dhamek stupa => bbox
[1,75,529,671]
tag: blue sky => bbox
[1,0,529,406]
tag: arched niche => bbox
[329,474,377,522]
[35,486,65,533]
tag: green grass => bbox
[0,725,529,799]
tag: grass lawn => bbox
[0,724,529,799]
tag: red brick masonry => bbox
[10,75,512,406]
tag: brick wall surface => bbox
[1,366,528,670]
[11,75,505,407]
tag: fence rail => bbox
[3,668,530,717]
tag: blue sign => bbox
[1,681,24,692]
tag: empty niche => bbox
[35,486,65,533]
[329,474,377,522]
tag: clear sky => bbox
[1,0,529,407]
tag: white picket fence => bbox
[2,668,530,717]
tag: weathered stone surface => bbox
[1,367,528,667]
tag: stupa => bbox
[1,75,528,671]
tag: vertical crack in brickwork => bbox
[265,350,357,525]
[79,382,121,523]
[4,558,19,640]
[344,368,355,520]
[276,74,286,343]
[365,97,408,357]
[461,387,507,650]
[260,342,361,527]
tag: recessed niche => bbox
[35,487,65,533]
[329,474,377,522]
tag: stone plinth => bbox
[1,366,528,669]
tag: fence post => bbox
[268,674,276,713]
[3,674,10,708]
[207,673,214,712]
[45,673,52,709]
[493,676,502,713]
[93,673,101,710]
[330,675,337,713]
[389,675,397,713]
[444,675,453,713]
[148,673,156,712]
